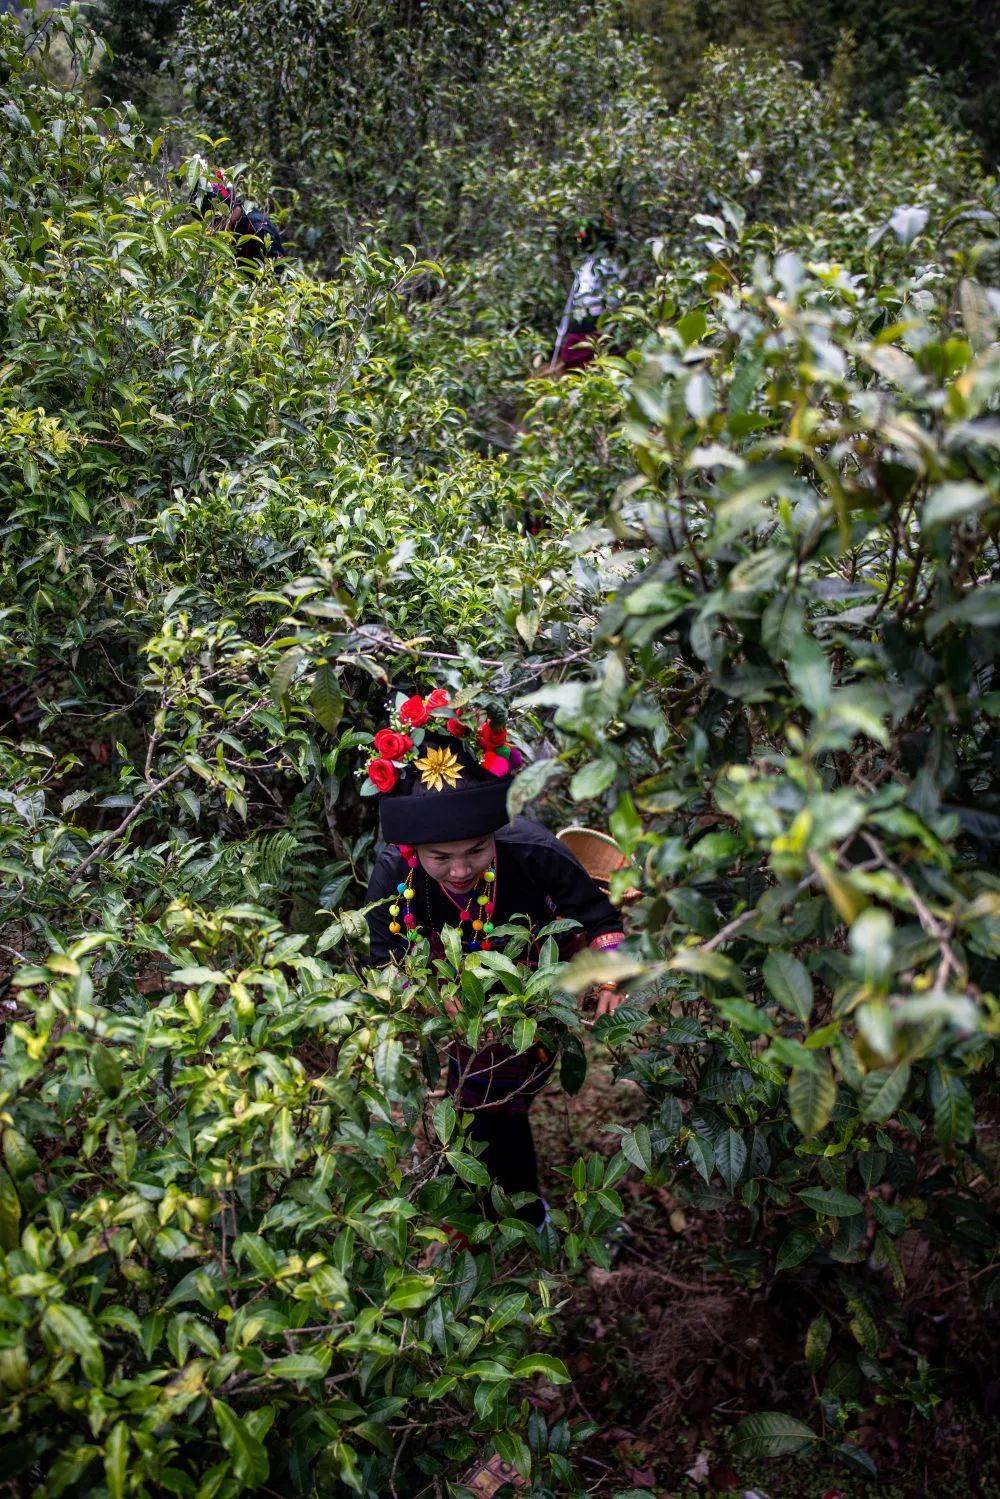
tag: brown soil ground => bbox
[528,1062,1000,1498]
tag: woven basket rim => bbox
[557,824,622,846]
[557,826,642,904]
[557,825,627,879]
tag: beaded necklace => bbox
[437,867,498,952]
[387,845,498,952]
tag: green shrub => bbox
[1,2,997,1488]
[0,914,595,1493]
[624,0,1000,156]
[533,213,999,1462]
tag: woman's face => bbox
[416,834,495,893]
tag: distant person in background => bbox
[552,217,625,370]
[199,171,285,266]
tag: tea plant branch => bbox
[872,510,902,620]
[468,428,519,453]
[859,830,959,984]
[703,870,816,952]
[910,1260,998,1302]
[348,622,595,679]
[895,545,926,620]
[72,679,279,877]
[676,486,710,589]
[71,763,189,878]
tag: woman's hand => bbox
[593,983,624,1017]
[441,988,462,1019]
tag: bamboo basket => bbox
[557,825,641,903]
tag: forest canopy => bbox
[0,1,997,1494]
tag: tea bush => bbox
[528,197,1000,1466]
[1,912,600,1493]
[1,1,998,1490]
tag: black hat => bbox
[378,734,513,845]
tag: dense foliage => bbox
[93,0,184,117]
[1,0,997,1492]
[625,0,1000,156]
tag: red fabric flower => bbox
[482,751,510,777]
[367,757,398,792]
[446,715,468,737]
[477,721,508,750]
[425,688,450,708]
[399,695,430,727]
[373,728,412,761]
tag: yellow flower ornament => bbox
[414,745,463,792]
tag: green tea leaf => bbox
[762,951,813,1023]
[432,1096,456,1146]
[386,1276,436,1311]
[212,1399,269,1486]
[104,1423,129,1499]
[559,1041,588,1096]
[91,1043,123,1097]
[608,791,642,852]
[570,757,617,800]
[270,646,304,707]
[446,1150,491,1186]
[271,1108,297,1173]
[859,1063,911,1122]
[311,663,344,733]
[621,1124,652,1173]
[735,1411,818,1457]
[505,757,565,817]
[686,1133,714,1185]
[0,1168,20,1252]
[787,635,831,714]
[797,1187,864,1217]
[512,1354,571,1384]
[268,1353,329,1382]
[928,1065,973,1144]
[789,1062,836,1136]
[776,1229,817,1272]
[804,1314,831,1372]
[42,1303,103,1382]
[714,1128,746,1191]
